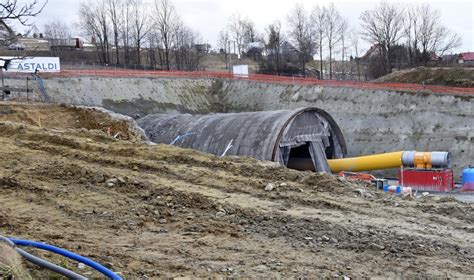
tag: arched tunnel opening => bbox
[137,107,347,173]
[286,143,313,171]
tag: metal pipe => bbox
[328,151,451,173]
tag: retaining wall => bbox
[5,76,472,178]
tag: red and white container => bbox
[398,168,454,193]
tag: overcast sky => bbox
[18,0,474,55]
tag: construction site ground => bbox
[0,103,473,278]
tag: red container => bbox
[398,169,454,192]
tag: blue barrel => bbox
[462,167,474,191]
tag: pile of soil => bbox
[0,102,146,142]
[0,103,472,278]
[374,67,474,87]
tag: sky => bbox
[16,0,474,55]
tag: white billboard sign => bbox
[0,56,61,73]
[232,65,249,78]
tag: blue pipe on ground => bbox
[9,238,122,280]
[1,235,86,279]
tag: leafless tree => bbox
[79,0,110,63]
[147,30,159,69]
[287,4,316,77]
[119,0,132,65]
[154,0,179,70]
[217,28,229,68]
[227,13,246,57]
[131,0,149,65]
[43,19,71,40]
[324,3,343,80]
[404,4,419,65]
[349,28,361,81]
[242,19,260,44]
[0,0,47,46]
[264,21,285,74]
[310,5,326,79]
[360,2,404,74]
[173,22,203,71]
[107,0,121,64]
[339,18,348,79]
[405,3,461,65]
[0,0,47,26]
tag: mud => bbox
[0,103,473,278]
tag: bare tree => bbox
[154,0,178,70]
[404,4,419,65]
[264,21,285,75]
[43,19,71,40]
[0,0,47,46]
[405,3,461,65]
[324,3,343,80]
[0,0,47,26]
[227,13,246,57]
[119,0,132,65]
[79,0,111,64]
[131,0,149,65]
[349,28,362,81]
[107,0,121,64]
[360,2,404,74]
[173,22,203,71]
[339,18,348,79]
[287,4,315,77]
[217,28,229,68]
[310,5,326,79]
[242,19,260,44]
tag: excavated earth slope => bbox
[0,103,473,278]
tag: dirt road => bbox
[0,103,473,278]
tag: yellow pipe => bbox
[328,151,404,173]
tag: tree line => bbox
[76,0,205,71]
[218,2,461,79]
[37,0,461,79]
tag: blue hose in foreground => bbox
[9,238,122,280]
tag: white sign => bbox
[0,56,60,73]
[232,65,249,78]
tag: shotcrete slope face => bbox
[6,76,472,176]
[138,107,347,172]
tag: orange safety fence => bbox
[5,69,474,96]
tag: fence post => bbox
[26,76,29,101]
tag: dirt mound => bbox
[374,67,474,87]
[0,103,473,278]
[0,102,147,142]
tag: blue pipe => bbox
[9,238,122,280]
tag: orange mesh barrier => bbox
[7,69,474,96]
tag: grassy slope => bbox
[375,67,474,87]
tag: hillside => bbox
[0,103,473,278]
[374,67,474,87]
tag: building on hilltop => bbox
[458,52,474,66]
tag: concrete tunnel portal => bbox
[138,107,348,173]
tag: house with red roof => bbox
[458,52,474,66]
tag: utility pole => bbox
[1,68,4,101]
[228,40,232,73]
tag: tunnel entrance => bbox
[138,107,347,173]
[284,141,331,172]
[287,143,313,171]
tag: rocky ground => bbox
[0,103,473,279]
